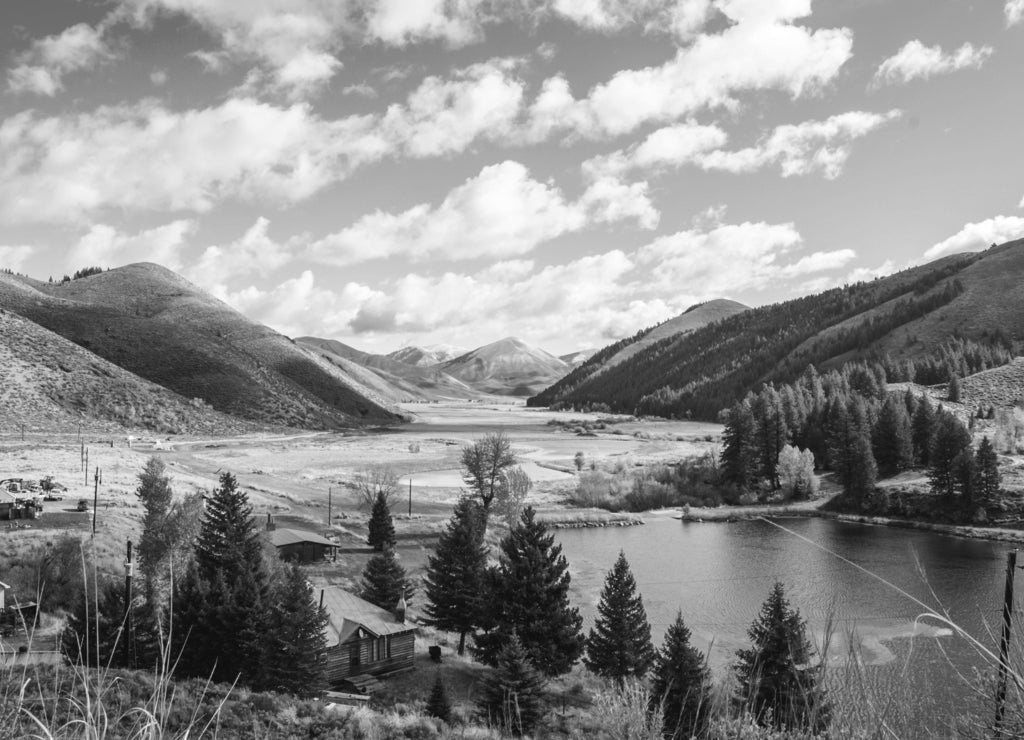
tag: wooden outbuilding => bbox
[266,515,337,563]
[319,586,416,689]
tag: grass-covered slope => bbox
[0,309,255,434]
[531,242,1024,419]
[0,264,400,429]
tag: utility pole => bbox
[996,549,1018,735]
[123,540,133,667]
[91,468,100,536]
[408,479,412,517]
[328,486,332,526]
[84,448,89,485]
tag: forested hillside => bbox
[531,241,1024,419]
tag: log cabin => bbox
[265,515,337,563]
[319,586,416,689]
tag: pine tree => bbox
[651,612,712,740]
[753,386,788,489]
[976,436,1001,507]
[426,671,453,723]
[721,400,757,490]
[423,497,487,655]
[477,632,547,737]
[848,398,878,506]
[360,546,415,611]
[912,395,937,466]
[367,491,396,551]
[948,373,962,402]
[584,551,654,682]
[928,413,972,499]
[473,507,584,676]
[873,395,914,477]
[136,457,174,584]
[174,472,271,685]
[259,563,328,697]
[735,582,828,732]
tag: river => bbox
[557,516,1012,728]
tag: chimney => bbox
[395,591,407,624]
[266,513,275,531]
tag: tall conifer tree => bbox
[260,563,329,697]
[477,632,547,737]
[735,582,829,732]
[912,395,937,466]
[721,400,757,490]
[584,551,655,682]
[928,413,972,499]
[423,497,487,655]
[651,612,712,740]
[367,491,397,551]
[473,507,583,676]
[873,395,914,476]
[975,436,1001,507]
[360,546,415,611]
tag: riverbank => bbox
[674,500,1024,544]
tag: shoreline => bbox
[674,503,1024,544]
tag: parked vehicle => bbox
[76,499,89,512]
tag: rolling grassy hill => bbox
[0,309,254,434]
[530,241,1024,419]
[0,264,401,429]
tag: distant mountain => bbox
[387,344,467,367]
[559,349,599,369]
[297,337,482,401]
[442,337,569,397]
[0,264,401,429]
[530,241,1024,419]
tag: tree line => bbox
[719,362,1001,520]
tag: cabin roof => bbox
[269,527,336,548]
[320,586,414,645]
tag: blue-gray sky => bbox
[3,0,1023,354]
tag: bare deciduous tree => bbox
[353,466,399,510]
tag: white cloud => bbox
[579,177,660,230]
[0,246,34,272]
[583,122,729,179]
[1006,0,1024,26]
[636,221,853,295]
[309,161,587,265]
[925,216,1024,259]
[186,217,298,292]
[7,23,114,96]
[66,220,196,270]
[150,68,168,86]
[699,110,900,179]
[365,0,487,46]
[380,61,525,158]
[0,98,382,224]
[528,10,853,139]
[873,41,992,87]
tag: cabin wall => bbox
[277,542,329,563]
[324,631,415,685]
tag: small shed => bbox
[268,526,337,563]
[320,587,416,688]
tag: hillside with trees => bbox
[530,240,1024,420]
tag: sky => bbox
[2,1,1024,356]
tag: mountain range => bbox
[530,240,1024,419]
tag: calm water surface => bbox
[557,517,1011,723]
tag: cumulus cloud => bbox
[583,122,728,179]
[636,221,854,295]
[1006,0,1024,26]
[185,217,299,293]
[309,161,588,265]
[699,110,900,178]
[7,23,115,96]
[529,9,852,139]
[873,41,992,87]
[0,98,383,224]
[0,246,34,272]
[925,216,1024,259]
[365,0,488,46]
[66,220,196,270]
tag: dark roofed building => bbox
[319,586,416,689]
[266,514,337,563]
